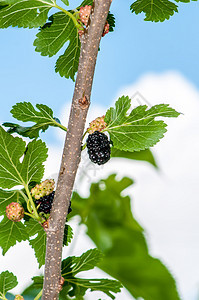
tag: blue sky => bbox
[0,0,198,127]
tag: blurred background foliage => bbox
[7,150,181,300]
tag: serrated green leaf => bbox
[0,0,55,29]
[3,123,41,139]
[20,139,48,184]
[105,96,180,152]
[63,224,73,246]
[22,276,43,299]
[61,249,121,299]
[62,248,103,277]
[0,126,47,189]
[55,32,81,81]
[130,0,178,22]
[0,217,29,255]
[0,271,18,297]
[111,148,158,168]
[107,12,115,32]
[70,174,180,300]
[34,12,80,81]
[66,278,121,300]
[61,0,69,6]
[7,102,62,139]
[0,189,24,216]
[25,219,46,268]
[77,0,93,8]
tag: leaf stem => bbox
[24,185,40,221]
[54,4,82,29]
[34,289,43,300]
[53,121,67,132]
[81,143,87,151]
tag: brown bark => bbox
[42,1,112,299]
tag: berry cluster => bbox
[34,191,55,214]
[31,179,55,200]
[86,131,111,165]
[87,116,107,134]
[79,5,92,26]
[6,202,24,222]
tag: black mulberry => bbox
[86,131,111,165]
[35,191,55,214]
[34,192,72,216]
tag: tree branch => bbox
[42,1,112,299]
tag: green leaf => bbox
[77,0,93,8]
[130,0,178,22]
[105,96,180,152]
[20,139,48,184]
[22,276,43,299]
[63,224,73,246]
[25,219,46,268]
[65,278,121,300]
[6,101,62,139]
[61,0,69,6]
[0,217,29,255]
[34,12,81,81]
[111,148,158,168]
[0,0,55,29]
[62,248,103,277]
[70,174,181,300]
[0,271,18,298]
[0,126,47,189]
[61,249,122,299]
[3,123,41,139]
[107,12,115,32]
[55,33,81,81]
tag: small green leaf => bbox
[0,126,47,189]
[105,96,180,152]
[130,0,178,22]
[20,139,48,185]
[0,271,18,298]
[62,248,103,277]
[61,249,122,299]
[55,33,81,81]
[61,0,69,5]
[63,224,73,246]
[0,0,55,29]
[66,278,121,300]
[77,0,93,8]
[25,219,46,268]
[34,12,81,81]
[22,276,43,299]
[3,123,41,139]
[111,148,158,168]
[0,217,29,255]
[107,12,115,32]
[8,102,61,139]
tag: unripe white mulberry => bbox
[6,203,24,222]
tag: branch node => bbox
[57,276,65,292]
[78,96,89,109]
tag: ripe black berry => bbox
[35,191,55,214]
[34,192,72,216]
[86,131,111,165]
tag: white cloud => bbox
[1,71,199,300]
